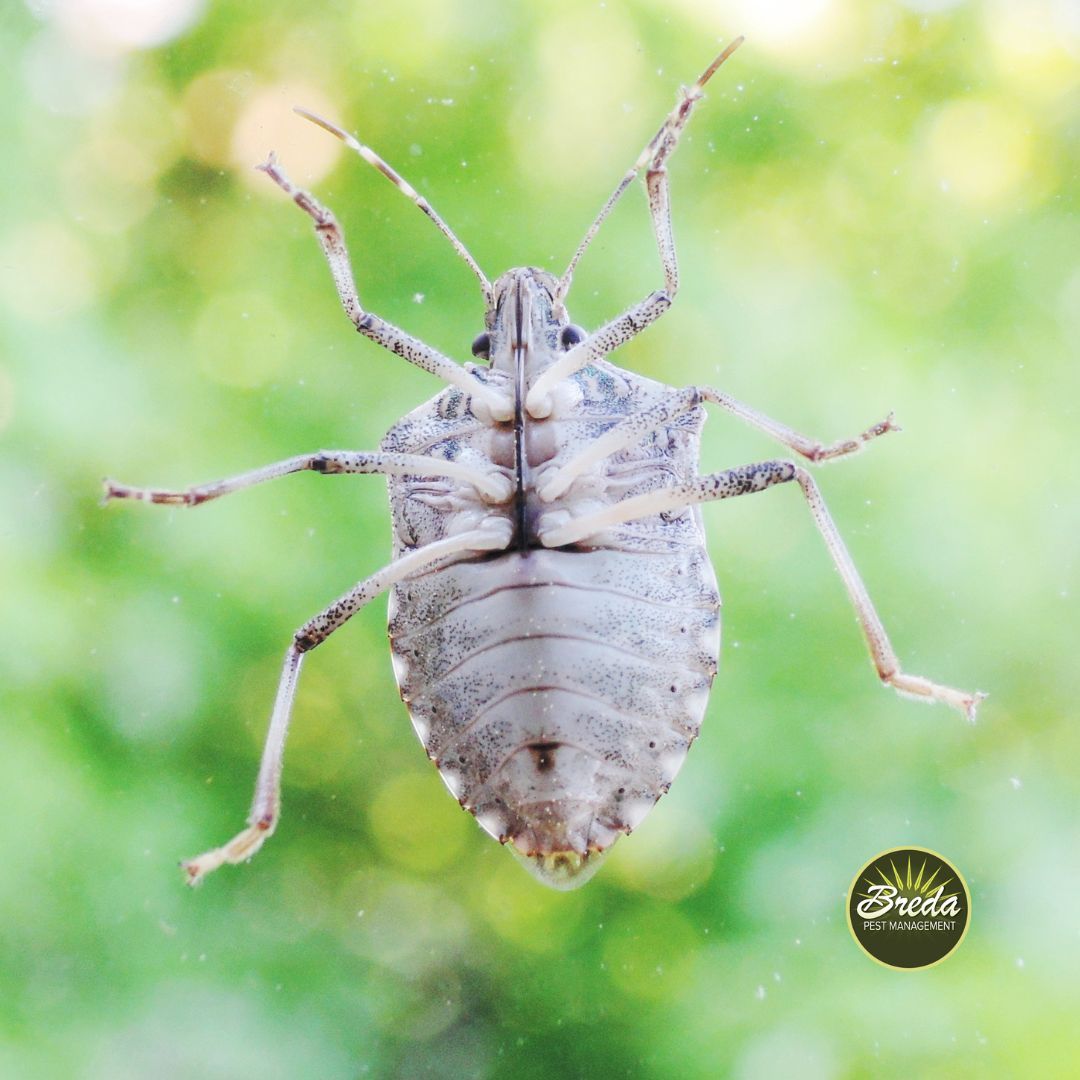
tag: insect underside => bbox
[107,38,983,891]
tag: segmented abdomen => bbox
[388,546,720,855]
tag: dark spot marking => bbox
[439,390,463,420]
[527,740,561,773]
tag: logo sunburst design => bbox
[856,854,959,906]
[847,846,971,970]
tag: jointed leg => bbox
[104,449,512,508]
[526,291,673,418]
[699,387,898,463]
[539,459,798,547]
[182,518,513,885]
[259,154,512,421]
[790,468,984,720]
[538,388,709,501]
[556,37,744,302]
[529,40,745,418]
[538,385,898,502]
[538,460,983,721]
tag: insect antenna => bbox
[555,36,744,305]
[295,107,494,311]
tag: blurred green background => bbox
[2,0,1077,1076]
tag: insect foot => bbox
[181,814,276,887]
[109,35,984,892]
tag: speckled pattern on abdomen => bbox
[387,545,720,855]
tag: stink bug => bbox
[106,38,983,889]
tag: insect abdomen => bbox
[388,546,720,857]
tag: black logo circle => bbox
[847,847,970,969]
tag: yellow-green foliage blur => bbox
[1,0,1077,1077]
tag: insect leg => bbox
[540,459,798,547]
[697,387,899,463]
[537,387,707,501]
[556,38,744,303]
[529,40,745,418]
[787,467,984,720]
[104,449,512,507]
[538,461,984,721]
[258,154,512,421]
[181,518,513,885]
[538,387,898,501]
[526,292,673,418]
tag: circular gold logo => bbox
[847,847,970,969]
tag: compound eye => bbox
[560,324,586,349]
[471,331,491,359]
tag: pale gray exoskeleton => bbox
[106,38,984,890]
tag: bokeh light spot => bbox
[985,0,1080,102]
[0,221,99,321]
[231,83,342,190]
[517,8,646,187]
[733,0,835,47]
[281,664,356,789]
[58,74,184,233]
[608,805,716,900]
[368,771,470,873]
[51,0,206,55]
[21,27,121,114]
[668,0,859,69]
[61,133,158,235]
[182,68,256,168]
[348,0,457,75]
[895,0,964,11]
[925,98,1033,207]
[481,857,585,950]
